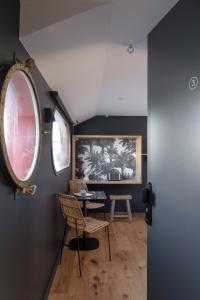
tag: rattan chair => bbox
[58,193,111,276]
[69,179,105,212]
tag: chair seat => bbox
[85,217,109,233]
[79,201,104,209]
[86,201,105,209]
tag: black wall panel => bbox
[75,116,147,212]
[148,0,200,299]
[0,1,70,299]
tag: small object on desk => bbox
[80,189,86,195]
[74,191,93,197]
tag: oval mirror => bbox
[0,63,41,187]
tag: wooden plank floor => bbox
[49,213,147,300]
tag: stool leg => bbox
[110,200,115,222]
[126,200,132,222]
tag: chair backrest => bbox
[69,179,88,194]
[58,193,86,231]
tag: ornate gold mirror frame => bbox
[0,61,41,189]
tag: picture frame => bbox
[52,107,71,175]
[72,135,142,184]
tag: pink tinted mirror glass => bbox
[52,110,70,173]
[3,70,40,181]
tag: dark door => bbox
[148,1,200,299]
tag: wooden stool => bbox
[109,195,133,222]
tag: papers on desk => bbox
[74,192,93,197]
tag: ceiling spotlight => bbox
[127,44,134,54]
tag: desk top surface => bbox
[75,191,106,200]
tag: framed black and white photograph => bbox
[72,135,142,184]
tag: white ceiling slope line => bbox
[20,0,112,36]
[21,5,112,122]
[20,0,179,123]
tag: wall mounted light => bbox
[42,108,55,134]
[44,108,55,123]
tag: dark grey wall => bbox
[148,0,200,299]
[0,1,70,299]
[75,116,147,212]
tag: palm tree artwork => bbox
[74,135,142,184]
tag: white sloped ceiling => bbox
[20,0,179,123]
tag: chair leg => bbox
[107,226,111,261]
[76,224,82,277]
[59,220,66,264]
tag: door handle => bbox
[143,182,153,226]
